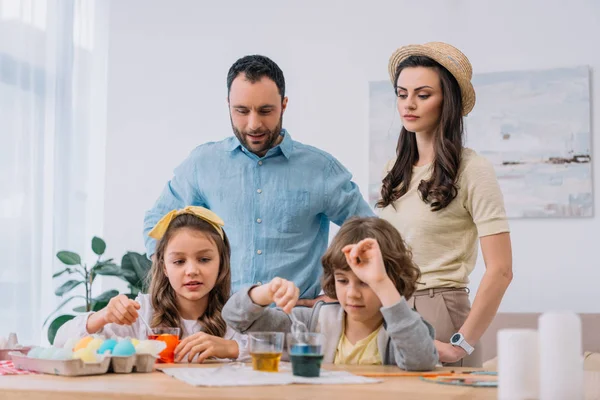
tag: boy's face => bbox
[334,269,383,325]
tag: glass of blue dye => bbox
[287,333,325,377]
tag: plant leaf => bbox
[47,315,75,345]
[56,251,81,266]
[52,268,72,278]
[128,252,152,292]
[93,289,119,303]
[73,300,110,313]
[93,263,122,276]
[120,269,137,281]
[54,280,84,296]
[91,237,106,256]
[43,295,86,326]
[92,301,108,311]
[94,258,114,267]
[120,253,143,288]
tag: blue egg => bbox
[97,339,118,355]
[111,340,136,357]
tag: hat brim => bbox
[388,44,475,116]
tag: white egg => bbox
[135,340,166,356]
[63,337,78,351]
[27,347,43,358]
[39,347,58,359]
[51,348,73,360]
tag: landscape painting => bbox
[368,66,592,218]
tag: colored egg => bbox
[131,338,140,347]
[27,347,43,358]
[97,339,117,355]
[39,347,57,359]
[73,348,97,363]
[51,348,73,360]
[86,338,104,352]
[112,340,136,357]
[73,336,94,351]
[63,337,78,351]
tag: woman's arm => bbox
[438,232,512,362]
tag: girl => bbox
[378,42,513,367]
[223,217,438,371]
[55,206,249,363]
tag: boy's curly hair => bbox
[321,217,420,300]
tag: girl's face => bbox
[163,228,220,305]
[396,66,444,137]
[334,269,383,325]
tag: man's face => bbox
[228,74,288,157]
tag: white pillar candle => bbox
[498,329,539,400]
[539,312,584,400]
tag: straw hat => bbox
[388,42,476,116]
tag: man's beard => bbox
[230,113,283,157]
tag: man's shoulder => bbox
[187,137,236,158]
[289,139,338,166]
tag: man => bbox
[144,55,373,306]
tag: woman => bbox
[377,42,513,367]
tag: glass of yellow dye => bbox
[249,332,284,372]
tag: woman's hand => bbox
[435,340,467,363]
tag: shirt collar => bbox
[226,129,294,160]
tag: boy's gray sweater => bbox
[223,286,439,371]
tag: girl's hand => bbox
[342,238,388,287]
[101,294,141,325]
[174,332,239,363]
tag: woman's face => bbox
[395,66,443,137]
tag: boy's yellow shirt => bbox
[334,315,383,365]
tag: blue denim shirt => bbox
[143,130,374,298]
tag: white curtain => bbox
[0,0,108,345]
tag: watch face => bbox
[451,333,461,344]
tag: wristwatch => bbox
[450,332,474,355]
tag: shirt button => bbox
[258,161,263,166]
[257,189,262,194]
[257,250,262,255]
[256,218,262,223]
[257,281,262,286]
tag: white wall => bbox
[103,0,600,312]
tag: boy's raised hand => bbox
[342,238,388,287]
[249,277,299,313]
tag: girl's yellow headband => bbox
[148,206,225,240]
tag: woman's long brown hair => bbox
[148,214,231,338]
[377,55,464,211]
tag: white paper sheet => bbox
[158,363,381,387]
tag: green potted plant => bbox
[44,237,152,344]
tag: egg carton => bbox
[9,352,158,376]
[110,353,156,373]
[0,347,31,361]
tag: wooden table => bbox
[0,364,496,400]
